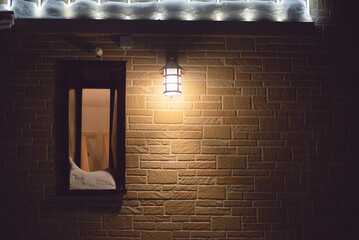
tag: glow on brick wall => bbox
[1,0,312,22]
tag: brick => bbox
[223,96,251,109]
[255,177,284,192]
[260,118,288,131]
[207,87,241,95]
[129,116,152,124]
[197,170,231,176]
[188,59,223,66]
[141,231,171,240]
[169,102,193,109]
[217,156,246,169]
[212,216,241,230]
[258,208,287,223]
[196,207,231,215]
[226,38,254,51]
[103,215,133,229]
[268,88,296,101]
[150,146,170,154]
[108,230,141,237]
[208,67,233,80]
[202,146,236,154]
[263,59,291,72]
[171,141,200,154]
[187,161,215,169]
[127,87,156,95]
[224,200,252,207]
[165,200,195,214]
[154,110,183,124]
[225,58,262,66]
[138,191,172,199]
[194,102,221,109]
[203,126,230,139]
[182,73,206,81]
[178,131,202,139]
[145,132,178,139]
[146,101,168,109]
[182,81,206,94]
[198,186,226,199]
[127,109,153,116]
[184,117,221,125]
[148,170,177,184]
[178,177,215,185]
[217,177,253,185]
[249,132,280,140]
[144,206,164,215]
[263,148,291,161]
[156,222,182,230]
[203,110,236,116]
[126,95,146,108]
[181,222,211,230]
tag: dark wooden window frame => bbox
[57,60,126,195]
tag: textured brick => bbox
[198,186,226,199]
[268,88,296,101]
[103,216,133,229]
[255,177,284,192]
[212,216,241,230]
[165,201,195,214]
[260,118,288,131]
[141,231,171,240]
[154,110,183,124]
[148,170,177,184]
[204,126,230,139]
[223,96,251,109]
[171,141,200,154]
[208,67,233,80]
[182,81,206,94]
[226,38,254,51]
[263,59,291,72]
[258,208,287,223]
[1,26,357,240]
[126,95,146,108]
[217,156,246,169]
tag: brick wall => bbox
[1,4,358,240]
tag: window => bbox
[57,60,126,194]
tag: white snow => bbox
[1,0,312,22]
[69,157,116,190]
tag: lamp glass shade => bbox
[163,59,182,96]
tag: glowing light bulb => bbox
[185,14,193,21]
[243,8,254,21]
[215,13,223,21]
[64,6,73,19]
[156,13,163,20]
[95,12,102,19]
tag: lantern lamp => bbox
[162,57,183,96]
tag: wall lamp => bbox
[162,57,183,96]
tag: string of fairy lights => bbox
[4,0,311,20]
